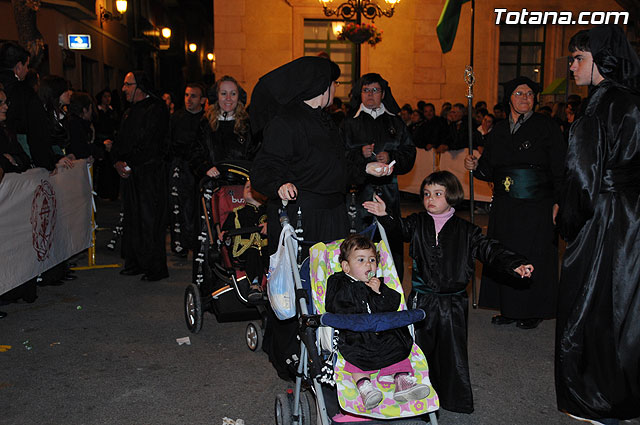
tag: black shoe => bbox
[516,318,543,329]
[120,267,143,276]
[140,273,169,282]
[0,311,7,319]
[491,314,516,325]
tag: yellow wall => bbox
[215,0,626,108]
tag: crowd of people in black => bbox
[1,23,639,425]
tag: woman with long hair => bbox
[190,75,256,179]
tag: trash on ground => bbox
[0,345,11,352]
[22,340,32,350]
[176,336,191,346]
[76,306,82,310]
[222,418,245,425]
[50,342,61,347]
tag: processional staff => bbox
[464,65,478,309]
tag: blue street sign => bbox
[68,34,91,50]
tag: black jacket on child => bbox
[379,212,528,413]
[325,271,413,371]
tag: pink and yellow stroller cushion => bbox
[309,239,440,419]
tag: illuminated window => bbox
[498,25,545,100]
[303,19,354,101]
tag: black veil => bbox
[248,56,340,134]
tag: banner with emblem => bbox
[0,160,92,295]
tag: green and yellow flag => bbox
[436,0,470,53]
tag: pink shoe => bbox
[357,379,383,409]
[393,373,430,403]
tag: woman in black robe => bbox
[556,25,640,423]
[465,77,566,329]
[341,73,416,281]
[249,56,393,380]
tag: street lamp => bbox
[161,27,172,39]
[115,0,128,13]
[207,53,214,61]
[318,0,400,78]
[100,0,128,27]
[188,43,197,53]
[319,0,400,20]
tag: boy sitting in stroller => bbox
[325,234,430,410]
[220,180,268,303]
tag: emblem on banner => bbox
[30,180,57,261]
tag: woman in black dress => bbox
[190,76,256,180]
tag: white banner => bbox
[0,160,92,295]
[398,148,493,202]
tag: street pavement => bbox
[1,197,638,425]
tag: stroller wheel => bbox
[274,391,315,425]
[274,393,292,425]
[246,321,262,352]
[299,390,316,425]
[184,284,203,333]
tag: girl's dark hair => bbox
[39,75,70,114]
[68,92,94,118]
[420,170,465,206]
[339,234,379,264]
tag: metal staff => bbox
[464,65,478,309]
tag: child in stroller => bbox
[326,234,431,410]
[220,179,268,303]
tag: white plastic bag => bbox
[267,223,298,320]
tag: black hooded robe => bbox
[474,112,565,319]
[113,97,170,276]
[555,80,640,420]
[379,212,528,413]
[249,57,365,381]
[167,108,204,254]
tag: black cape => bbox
[556,80,640,420]
[113,96,170,275]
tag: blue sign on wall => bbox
[68,34,91,50]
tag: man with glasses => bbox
[464,76,566,330]
[342,73,416,281]
[112,71,170,281]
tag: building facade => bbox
[213,0,634,108]
[0,0,213,102]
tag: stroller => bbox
[184,161,267,352]
[271,210,439,425]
